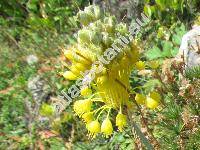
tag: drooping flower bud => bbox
[101,118,113,137]
[135,93,146,104]
[82,112,93,123]
[86,120,101,138]
[102,32,113,47]
[70,62,88,76]
[116,112,127,132]
[146,97,159,109]
[78,29,92,44]
[78,29,101,45]
[81,86,92,96]
[150,91,161,102]
[63,71,78,80]
[73,99,92,116]
[84,5,100,21]
[51,118,62,132]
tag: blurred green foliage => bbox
[144,23,187,60]
[144,0,200,24]
[0,0,89,58]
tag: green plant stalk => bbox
[127,109,154,150]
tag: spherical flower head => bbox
[116,112,127,132]
[81,86,92,96]
[73,99,92,116]
[135,93,146,105]
[146,97,159,109]
[82,112,93,123]
[101,118,113,137]
[86,120,101,138]
[135,61,145,70]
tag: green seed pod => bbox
[84,5,101,22]
[78,28,102,45]
[88,22,101,33]
[77,11,92,26]
[87,44,103,56]
[84,5,94,15]
[91,32,102,45]
[93,5,101,20]
[116,23,128,35]
[102,32,113,47]
[78,29,92,44]
[95,20,104,31]
[103,16,116,33]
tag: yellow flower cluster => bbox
[73,98,127,138]
[61,5,158,138]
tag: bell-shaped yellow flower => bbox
[73,99,92,116]
[146,97,159,109]
[82,112,93,123]
[101,118,113,137]
[135,93,146,104]
[116,112,127,132]
[150,91,161,102]
[81,86,92,96]
[146,91,160,109]
[86,120,101,138]
[70,63,88,75]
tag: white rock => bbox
[177,26,200,68]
